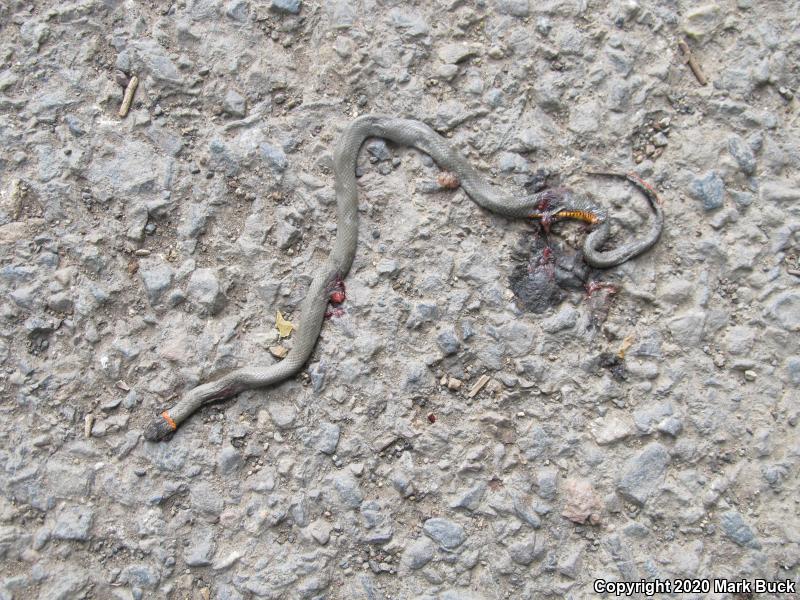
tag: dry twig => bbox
[467,374,491,398]
[118,75,139,118]
[678,40,708,86]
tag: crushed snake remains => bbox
[143,115,664,441]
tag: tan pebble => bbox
[437,171,460,189]
[269,345,288,358]
[84,414,94,438]
[447,377,462,390]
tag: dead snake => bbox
[144,115,664,441]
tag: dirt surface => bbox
[1,0,799,599]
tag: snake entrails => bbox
[143,115,664,441]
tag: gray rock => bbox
[91,413,130,437]
[656,417,683,437]
[190,482,224,515]
[267,402,297,429]
[406,303,439,329]
[216,583,244,600]
[617,442,670,506]
[542,306,578,333]
[132,39,181,83]
[633,402,673,434]
[786,357,800,386]
[730,190,754,208]
[513,127,545,152]
[390,469,415,498]
[290,495,309,528]
[36,571,88,600]
[217,446,243,475]
[327,0,356,29]
[120,564,160,589]
[360,501,394,544]
[208,139,239,175]
[568,100,601,134]
[682,4,721,39]
[0,69,20,92]
[225,0,249,20]
[333,473,363,509]
[223,89,246,118]
[495,0,530,17]
[720,510,761,549]
[689,171,725,211]
[20,21,50,51]
[365,140,391,162]
[518,425,549,461]
[727,135,756,175]
[724,325,755,355]
[10,285,39,309]
[187,268,226,315]
[301,518,329,546]
[768,292,800,331]
[449,482,487,511]
[275,208,301,249]
[761,463,788,487]
[440,590,488,600]
[622,521,650,538]
[422,517,466,550]
[438,43,478,64]
[388,8,430,38]
[403,360,429,391]
[667,311,706,347]
[512,494,543,529]
[376,258,399,277]
[245,469,276,493]
[185,528,216,567]
[260,142,288,172]
[308,422,340,455]
[436,329,460,355]
[761,181,800,205]
[508,534,546,565]
[401,538,435,570]
[179,203,209,239]
[498,152,529,173]
[138,259,174,305]
[47,291,74,313]
[536,468,558,500]
[271,0,301,14]
[558,546,582,579]
[145,438,188,472]
[52,505,94,541]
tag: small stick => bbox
[678,40,708,86]
[788,269,800,277]
[84,414,94,437]
[467,374,491,398]
[118,75,139,118]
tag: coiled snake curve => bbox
[144,115,664,441]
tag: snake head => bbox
[143,413,177,442]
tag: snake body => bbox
[143,115,663,441]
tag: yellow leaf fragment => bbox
[617,334,635,360]
[276,311,295,338]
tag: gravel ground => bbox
[1,0,799,599]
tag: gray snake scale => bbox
[144,115,664,441]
